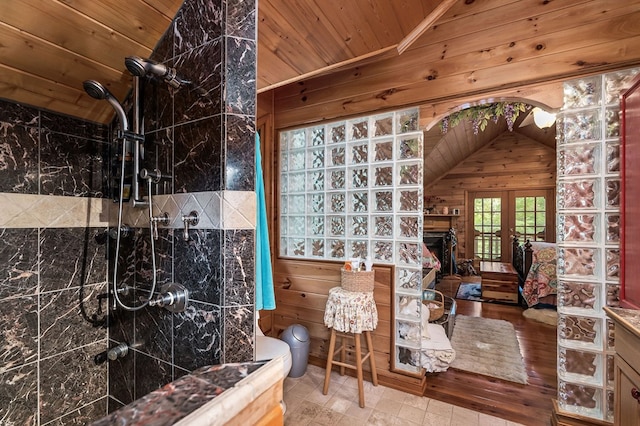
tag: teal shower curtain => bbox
[255,134,276,310]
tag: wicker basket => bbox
[422,289,445,321]
[341,269,375,292]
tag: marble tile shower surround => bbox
[1,0,257,423]
[147,0,257,190]
[0,229,112,424]
[0,99,114,424]
[103,0,258,415]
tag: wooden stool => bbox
[322,286,378,408]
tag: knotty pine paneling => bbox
[0,0,180,124]
[272,0,640,129]
[2,1,155,70]
[0,25,128,95]
[0,66,115,124]
[269,259,427,395]
[3,0,640,125]
[257,0,435,90]
[274,0,636,108]
[418,81,564,133]
[59,0,174,46]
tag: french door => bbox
[467,189,555,262]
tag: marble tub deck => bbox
[91,357,283,426]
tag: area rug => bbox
[523,308,557,326]
[455,282,483,301]
[450,315,528,384]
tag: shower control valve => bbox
[140,168,169,184]
[93,342,129,365]
[182,211,199,241]
[145,283,189,313]
[107,343,129,361]
[150,212,170,240]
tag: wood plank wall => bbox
[259,94,423,393]
[424,131,557,258]
[266,259,427,395]
[258,92,555,394]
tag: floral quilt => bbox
[523,242,557,307]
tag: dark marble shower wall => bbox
[0,0,257,421]
[107,0,257,411]
[0,100,112,424]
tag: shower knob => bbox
[107,343,129,361]
[147,283,189,313]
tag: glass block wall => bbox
[556,68,639,421]
[279,108,425,373]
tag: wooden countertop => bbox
[604,306,640,340]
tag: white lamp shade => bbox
[532,107,557,129]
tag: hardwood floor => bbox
[425,284,557,426]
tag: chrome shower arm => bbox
[130,76,146,207]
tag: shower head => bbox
[83,80,110,100]
[124,56,188,89]
[83,80,129,131]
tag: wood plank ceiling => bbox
[0,0,445,125]
[257,0,443,92]
[268,0,640,129]
[0,0,183,124]
[1,0,639,173]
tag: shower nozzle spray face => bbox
[125,56,188,89]
[83,80,111,100]
[82,80,129,131]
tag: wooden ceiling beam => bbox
[273,37,640,129]
[258,45,398,94]
[397,0,458,55]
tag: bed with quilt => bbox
[512,237,558,307]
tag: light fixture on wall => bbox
[532,107,557,129]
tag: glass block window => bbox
[279,108,422,266]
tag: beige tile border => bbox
[0,191,256,230]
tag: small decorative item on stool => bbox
[340,268,375,292]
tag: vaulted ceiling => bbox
[1,0,447,124]
[1,0,639,149]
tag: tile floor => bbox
[283,364,525,426]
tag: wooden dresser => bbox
[479,261,519,304]
[604,307,640,425]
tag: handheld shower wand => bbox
[82,78,158,311]
[82,80,129,131]
[124,56,189,89]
